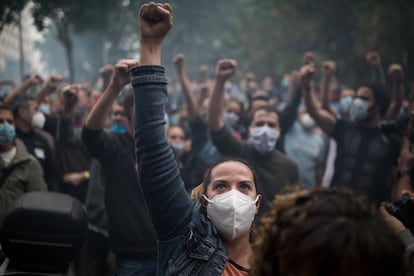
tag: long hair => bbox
[251,188,408,276]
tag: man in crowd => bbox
[208,59,299,215]
[0,104,46,228]
[301,64,400,201]
[82,60,157,275]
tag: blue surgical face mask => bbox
[110,124,127,133]
[169,114,179,126]
[39,104,51,115]
[340,96,353,114]
[350,98,370,122]
[0,123,16,145]
[281,79,290,88]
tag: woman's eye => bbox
[215,183,227,190]
[240,183,251,191]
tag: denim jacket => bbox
[131,66,228,275]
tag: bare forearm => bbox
[85,83,120,130]
[208,79,225,132]
[303,87,335,135]
[284,80,295,103]
[321,76,334,114]
[140,42,161,66]
[177,69,198,120]
[4,82,31,104]
[386,81,404,120]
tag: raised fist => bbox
[100,65,114,80]
[112,59,140,89]
[321,60,336,77]
[62,85,79,110]
[366,51,381,67]
[299,64,315,90]
[303,52,315,66]
[173,53,185,70]
[388,64,404,80]
[139,2,173,45]
[26,74,44,87]
[45,75,63,93]
[215,59,237,81]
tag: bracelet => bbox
[83,171,90,179]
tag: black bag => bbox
[0,191,88,273]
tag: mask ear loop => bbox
[202,194,213,204]
[253,195,260,204]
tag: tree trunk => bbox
[18,14,24,80]
[54,18,74,82]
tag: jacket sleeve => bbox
[131,65,193,241]
[0,158,46,227]
[279,85,302,134]
[210,126,245,158]
[26,157,47,193]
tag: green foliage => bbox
[1,0,412,85]
[0,0,28,30]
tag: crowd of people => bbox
[1,2,414,275]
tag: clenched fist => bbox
[299,64,315,91]
[111,59,140,89]
[215,59,237,81]
[139,2,173,45]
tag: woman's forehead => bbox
[211,161,254,179]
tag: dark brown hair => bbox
[251,188,408,276]
[202,157,258,194]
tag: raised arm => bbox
[208,59,237,132]
[85,59,138,130]
[394,136,414,199]
[301,65,337,136]
[133,3,192,240]
[385,64,404,120]
[99,65,114,92]
[366,51,386,85]
[4,74,43,104]
[320,60,336,115]
[173,54,198,121]
[34,75,63,104]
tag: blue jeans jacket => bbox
[131,66,228,275]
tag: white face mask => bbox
[32,111,46,129]
[350,98,371,122]
[222,112,240,126]
[249,126,279,154]
[300,113,315,130]
[171,142,186,157]
[203,190,259,241]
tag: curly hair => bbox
[251,188,408,276]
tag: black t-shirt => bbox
[82,127,157,255]
[331,118,400,202]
